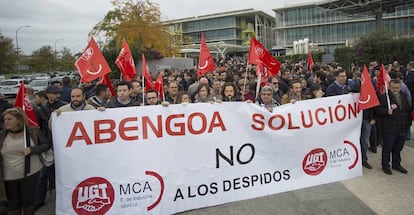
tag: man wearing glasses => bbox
[267,76,284,104]
[145,90,160,106]
[326,69,350,97]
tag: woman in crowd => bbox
[310,83,325,99]
[176,91,191,104]
[0,108,50,215]
[195,83,213,103]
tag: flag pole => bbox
[255,65,262,104]
[21,81,25,112]
[23,126,27,149]
[142,73,145,106]
[385,81,391,110]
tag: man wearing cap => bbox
[45,85,67,113]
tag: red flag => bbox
[376,64,391,94]
[115,39,137,82]
[75,37,111,82]
[98,74,115,97]
[248,37,280,76]
[256,63,268,88]
[154,72,164,100]
[142,54,154,91]
[197,33,216,78]
[307,52,314,73]
[358,65,380,112]
[14,81,38,127]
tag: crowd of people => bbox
[0,56,413,214]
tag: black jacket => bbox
[375,91,412,135]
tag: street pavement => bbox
[38,141,414,215]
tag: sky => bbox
[0,0,310,55]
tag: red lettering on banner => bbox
[66,122,92,147]
[301,110,313,128]
[328,106,334,123]
[142,116,162,139]
[250,102,359,132]
[95,120,116,144]
[188,113,207,135]
[268,114,284,130]
[251,114,265,130]
[209,111,226,132]
[348,103,357,119]
[119,117,139,141]
[65,111,227,147]
[166,114,185,136]
[315,108,327,125]
[287,113,300,130]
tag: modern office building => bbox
[163,9,275,57]
[274,1,414,54]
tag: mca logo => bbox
[72,177,115,215]
[302,148,327,176]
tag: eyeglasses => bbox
[272,82,279,84]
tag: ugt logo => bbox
[72,177,115,215]
[302,148,328,176]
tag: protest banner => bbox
[52,94,362,214]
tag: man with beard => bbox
[56,88,95,113]
[129,80,143,105]
[267,76,284,104]
[281,79,306,104]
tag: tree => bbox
[334,47,355,72]
[333,30,414,68]
[0,32,18,73]
[352,30,414,65]
[90,0,178,61]
[57,47,76,72]
[27,46,54,72]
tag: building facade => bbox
[163,9,275,57]
[274,2,414,54]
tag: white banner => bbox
[52,94,362,215]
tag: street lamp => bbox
[54,39,64,72]
[15,25,30,74]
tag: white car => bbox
[29,79,49,93]
[0,79,27,96]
